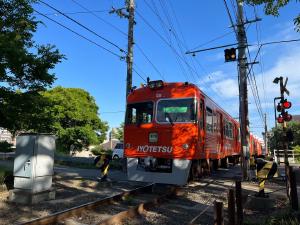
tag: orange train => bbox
[124,80,263,185]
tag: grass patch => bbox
[264,210,300,225]
[244,209,300,225]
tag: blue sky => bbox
[33,0,300,139]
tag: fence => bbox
[273,149,300,164]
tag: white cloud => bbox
[211,78,239,98]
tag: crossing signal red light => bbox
[282,99,291,109]
[224,48,236,62]
[283,112,292,122]
[277,115,284,123]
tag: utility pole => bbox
[126,0,135,97]
[236,0,250,180]
[264,113,268,155]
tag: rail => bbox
[22,183,155,225]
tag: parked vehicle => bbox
[112,143,124,159]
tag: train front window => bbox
[157,98,196,123]
[126,102,153,125]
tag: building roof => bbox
[292,115,300,122]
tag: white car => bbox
[112,143,124,159]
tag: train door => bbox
[216,112,223,155]
[198,98,205,154]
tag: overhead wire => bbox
[33,9,109,16]
[69,0,165,81]
[38,0,126,53]
[144,0,192,82]
[157,0,228,100]
[253,5,270,124]
[142,0,207,84]
[158,0,205,83]
[70,0,128,36]
[33,9,124,59]
[135,9,196,82]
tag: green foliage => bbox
[113,122,124,141]
[0,0,64,92]
[37,87,109,153]
[269,121,300,150]
[0,91,50,136]
[293,145,300,162]
[90,146,112,156]
[245,0,300,32]
[264,210,300,225]
[0,141,13,153]
[0,0,64,135]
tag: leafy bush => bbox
[264,210,300,225]
[0,141,13,153]
[293,145,300,163]
[91,146,112,156]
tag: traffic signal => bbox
[277,115,284,123]
[283,112,292,122]
[276,103,282,112]
[282,99,292,109]
[224,48,236,62]
[277,98,292,122]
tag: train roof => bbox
[128,81,239,124]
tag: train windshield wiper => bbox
[165,112,174,126]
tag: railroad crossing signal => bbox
[224,48,236,62]
[277,99,292,123]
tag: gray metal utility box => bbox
[13,134,55,193]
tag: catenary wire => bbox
[33,9,109,16]
[70,0,165,81]
[70,0,128,36]
[34,9,124,59]
[38,0,126,53]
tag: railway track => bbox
[22,183,180,225]
[21,168,240,225]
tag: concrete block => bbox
[9,187,56,204]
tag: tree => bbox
[269,121,300,151]
[0,0,64,92]
[0,91,50,138]
[0,0,64,135]
[245,0,300,32]
[38,87,108,153]
[113,122,124,141]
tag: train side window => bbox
[206,107,213,133]
[213,112,217,133]
[223,119,227,137]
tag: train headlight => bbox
[148,80,164,89]
[182,143,189,150]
